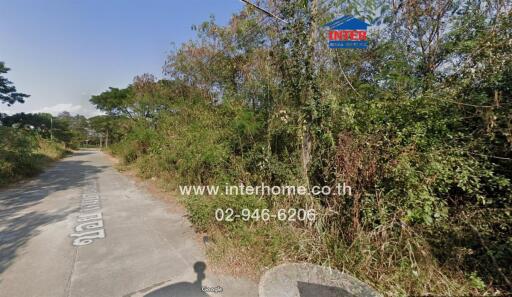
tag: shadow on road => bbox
[0,152,107,275]
[144,262,210,297]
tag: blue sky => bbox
[0,0,243,117]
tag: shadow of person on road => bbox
[144,262,210,297]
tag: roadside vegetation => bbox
[89,0,509,295]
[0,127,70,186]
[0,109,119,186]
[0,62,66,185]
[1,62,92,185]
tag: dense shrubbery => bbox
[91,1,512,295]
[0,127,69,186]
[0,110,90,186]
[0,112,93,149]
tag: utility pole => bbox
[50,116,53,141]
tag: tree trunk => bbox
[299,0,319,187]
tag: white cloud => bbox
[1,103,104,118]
[31,103,104,118]
[81,108,105,118]
[33,103,83,115]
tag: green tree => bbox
[90,75,168,121]
[0,62,29,106]
[0,112,79,146]
[90,87,133,118]
[89,115,131,147]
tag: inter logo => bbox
[324,16,369,49]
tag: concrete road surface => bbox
[0,151,257,297]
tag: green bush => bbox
[0,127,69,186]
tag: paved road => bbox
[0,151,257,297]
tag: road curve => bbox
[0,150,256,297]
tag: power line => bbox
[239,0,288,24]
